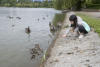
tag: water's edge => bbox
[40,13,67,67]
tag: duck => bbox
[8,16,13,19]
[49,22,56,31]
[16,17,21,19]
[43,17,45,20]
[30,44,43,60]
[25,26,31,34]
[35,44,43,53]
[57,22,62,29]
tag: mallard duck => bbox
[49,22,56,31]
[25,26,31,34]
[49,22,52,26]
[57,22,62,29]
[16,17,21,19]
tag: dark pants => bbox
[78,25,88,34]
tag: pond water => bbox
[0,7,61,67]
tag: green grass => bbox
[87,4,100,9]
[77,13,100,36]
[52,13,66,26]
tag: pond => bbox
[0,7,61,67]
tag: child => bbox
[63,15,90,38]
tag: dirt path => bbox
[76,12,100,19]
[44,12,100,67]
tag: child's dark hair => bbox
[69,15,78,29]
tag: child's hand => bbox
[62,34,67,37]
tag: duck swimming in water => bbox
[25,26,31,34]
[16,17,21,19]
[7,16,13,19]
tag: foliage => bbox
[0,0,53,8]
[53,0,100,10]
[53,0,85,10]
[92,0,100,4]
[52,13,65,26]
[86,4,100,9]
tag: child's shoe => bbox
[79,35,84,39]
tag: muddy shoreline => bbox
[40,13,67,67]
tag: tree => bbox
[53,0,63,10]
[92,0,100,4]
[18,0,33,3]
[8,0,17,6]
[54,0,86,10]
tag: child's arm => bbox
[62,27,71,37]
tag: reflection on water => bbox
[0,7,61,67]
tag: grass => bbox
[87,4,100,9]
[52,13,66,26]
[77,13,100,36]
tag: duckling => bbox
[57,22,62,29]
[30,44,43,60]
[35,44,43,53]
[50,25,56,32]
[25,26,31,34]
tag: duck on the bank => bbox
[25,26,31,34]
[49,22,56,31]
[30,44,43,59]
[49,22,52,26]
[57,22,62,29]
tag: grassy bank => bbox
[86,4,100,9]
[77,13,100,36]
[52,13,66,26]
